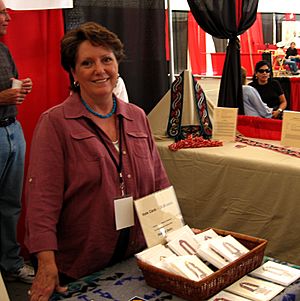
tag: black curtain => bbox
[64,0,168,114]
[172,11,188,74]
[187,0,258,114]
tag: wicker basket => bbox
[137,228,267,301]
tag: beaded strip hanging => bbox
[235,134,300,158]
[167,71,212,141]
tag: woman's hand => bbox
[272,109,282,119]
[28,251,67,301]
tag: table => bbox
[155,139,300,265]
[50,257,300,301]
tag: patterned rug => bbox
[50,257,300,301]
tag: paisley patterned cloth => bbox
[50,257,300,301]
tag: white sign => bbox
[213,107,238,142]
[4,0,73,10]
[134,186,185,247]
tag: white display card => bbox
[209,235,249,262]
[213,107,238,142]
[134,186,185,247]
[196,238,230,269]
[281,110,300,148]
[164,255,214,282]
[165,224,195,242]
[225,275,285,301]
[250,261,300,286]
[167,231,199,256]
[194,229,220,245]
[135,244,175,265]
[208,290,251,301]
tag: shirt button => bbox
[122,150,127,155]
[28,178,33,183]
[127,174,132,179]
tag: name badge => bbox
[114,196,134,230]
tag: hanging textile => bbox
[167,70,212,141]
[187,0,259,114]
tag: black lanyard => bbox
[86,115,125,196]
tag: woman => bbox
[25,22,170,300]
[248,60,287,119]
[241,67,272,118]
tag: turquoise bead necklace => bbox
[81,96,117,119]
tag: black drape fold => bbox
[187,0,259,114]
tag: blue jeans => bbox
[0,120,25,272]
[285,59,298,73]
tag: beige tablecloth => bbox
[156,139,300,265]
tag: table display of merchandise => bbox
[50,187,300,301]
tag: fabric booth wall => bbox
[1,9,70,257]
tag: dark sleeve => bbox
[286,48,291,59]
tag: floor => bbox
[2,77,222,301]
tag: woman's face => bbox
[72,40,118,102]
[255,64,270,84]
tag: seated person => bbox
[249,60,287,119]
[241,67,272,118]
[286,41,300,63]
[274,42,299,75]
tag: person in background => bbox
[113,75,129,103]
[25,22,170,300]
[286,41,300,63]
[249,60,287,119]
[274,42,299,75]
[0,0,35,284]
[241,67,272,118]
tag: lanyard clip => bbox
[119,172,125,197]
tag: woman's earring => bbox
[74,81,79,88]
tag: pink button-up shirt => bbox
[25,93,170,279]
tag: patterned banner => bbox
[4,0,73,10]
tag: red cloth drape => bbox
[240,13,264,75]
[165,9,169,61]
[188,12,206,75]
[1,9,69,256]
[240,13,263,54]
[235,0,243,27]
[237,115,282,140]
[290,77,300,111]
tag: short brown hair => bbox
[61,22,125,92]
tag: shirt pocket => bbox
[127,131,150,159]
[70,131,104,162]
